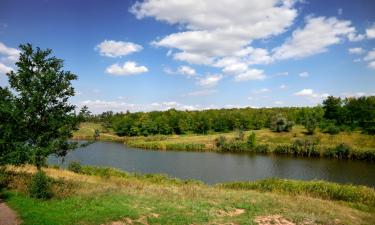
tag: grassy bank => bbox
[73,122,375,161]
[2,165,375,225]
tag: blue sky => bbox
[0,0,375,113]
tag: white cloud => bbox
[96,40,142,57]
[131,0,297,79]
[172,51,214,65]
[347,33,365,42]
[368,61,375,70]
[273,17,358,60]
[299,72,309,77]
[186,89,217,96]
[364,48,375,61]
[279,84,287,89]
[197,74,223,87]
[105,61,148,76]
[0,42,20,62]
[80,99,208,113]
[294,88,329,100]
[0,62,12,74]
[366,23,375,39]
[177,65,196,77]
[234,69,266,81]
[348,47,364,55]
[364,48,375,70]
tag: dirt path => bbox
[0,202,21,225]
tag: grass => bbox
[2,165,375,225]
[72,122,375,161]
[72,122,124,142]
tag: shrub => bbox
[324,143,352,159]
[0,167,10,191]
[247,132,256,148]
[28,170,52,199]
[321,122,340,135]
[235,129,245,141]
[271,114,293,132]
[215,135,227,148]
[68,161,82,173]
[254,144,270,154]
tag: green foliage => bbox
[324,143,352,159]
[300,107,323,134]
[28,170,52,199]
[214,135,227,148]
[0,167,10,191]
[1,44,82,169]
[247,132,256,147]
[94,95,375,137]
[322,122,340,135]
[271,114,293,132]
[220,178,375,207]
[68,161,82,173]
[234,128,245,141]
[93,129,100,140]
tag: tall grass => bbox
[220,178,375,207]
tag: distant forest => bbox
[86,96,375,136]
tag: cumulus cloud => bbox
[294,88,329,100]
[177,65,196,77]
[348,47,364,55]
[366,23,375,39]
[234,69,266,81]
[364,48,375,70]
[273,17,358,60]
[96,40,142,57]
[197,74,223,87]
[105,61,148,76]
[131,0,297,80]
[0,42,19,76]
[299,72,309,77]
[0,62,12,75]
[0,42,20,62]
[79,99,211,113]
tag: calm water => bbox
[48,141,375,187]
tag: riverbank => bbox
[73,122,375,161]
[2,165,375,225]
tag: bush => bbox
[68,161,82,173]
[321,122,340,135]
[271,114,293,132]
[254,144,270,154]
[28,170,52,199]
[215,135,227,148]
[0,167,10,191]
[247,132,256,147]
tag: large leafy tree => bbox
[4,43,81,169]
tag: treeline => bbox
[87,96,375,136]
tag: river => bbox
[48,141,375,187]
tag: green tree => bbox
[323,96,344,124]
[6,44,81,169]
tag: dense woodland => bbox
[87,96,375,136]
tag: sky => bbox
[0,0,375,113]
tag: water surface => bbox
[48,141,375,186]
